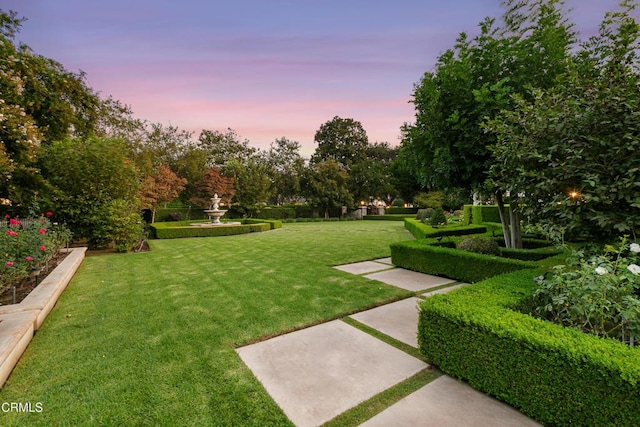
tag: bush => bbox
[255,207,295,220]
[416,208,434,222]
[429,209,447,227]
[167,212,183,222]
[387,207,418,215]
[463,205,508,225]
[363,215,411,221]
[457,237,500,255]
[90,199,144,252]
[391,240,537,282]
[418,268,640,426]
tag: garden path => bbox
[236,259,541,426]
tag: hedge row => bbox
[418,269,640,426]
[281,217,357,223]
[390,240,537,282]
[150,221,271,239]
[404,218,486,239]
[499,246,563,261]
[462,205,507,225]
[243,218,282,230]
[364,214,413,221]
[386,207,419,215]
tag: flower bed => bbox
[1,214,72,296]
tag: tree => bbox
[301,159,352,218]
[189,167,235,208]
[0,9,106,208]
[139,165,187,223]
[398,0,575,247]
[197,128,256,168]
[225,155,272,217]
[348,142,398,203]
[488,1,640,241]
[310,116,368,167]
[266,137,305,205]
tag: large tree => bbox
[301,159,352,218]
[139,165,187,223]
[398,0,575,247]
[488,1,640,241]
[266,137,305,205]
[310,116,368,167]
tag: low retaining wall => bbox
[0,247,86,387]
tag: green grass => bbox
[0,221,413,426]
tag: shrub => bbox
[167,212,183,222]
[387,207,418,215]
[151,221,270,239]
[429,209,447,227]
[463,205,508,225]
[363,215,411,221]
[532,240,640,346]
[90,199,145,252]
[391,240,537,282]
[418,268,640,426]
[416,208,434,222]
[457,237,500,255]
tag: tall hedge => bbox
[419,269,640,426]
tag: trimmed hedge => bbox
[150,220,271,239]
[254,207,295,220]
[463,205,507,225]
[243,218,282,230]
[390,240,537,282]
[386,207,419,215]
[418,269,640,426]
[364,214,413,221]
[499,246,563,261]
[404,218,486,239]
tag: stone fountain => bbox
[204,193,226,224]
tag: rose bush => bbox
[0,214,72,295]
[532,238,640,346]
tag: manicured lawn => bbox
[0,221,412,426]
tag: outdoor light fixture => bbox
[569,190,580,199]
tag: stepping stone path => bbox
[236,259,541,426]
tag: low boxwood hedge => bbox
[462,205,507,225]
[364,214,413,221]
[243,218,282,229]
[390,240,537,282]
[404,218,487,240]
[418,269,640,426]
[498,246,563,261]
[150,220,272,239]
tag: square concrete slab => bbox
[364,269,455,292]
[236,320,427,427]
[373,257,393,266]
[421,283,470,298]
[350,298,421,347]
[359,375,541,427]
[333,261,392,275]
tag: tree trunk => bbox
[509,200,523,249]
[495,190,512,248]
[151,208,156,224]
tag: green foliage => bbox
[301,159,353,218]
[387,207,417,215]
[413,192,442,209]
[90,199,144,252]
[532,239,640,345]
[418,268,640,426]
[457,236,500,255]
[463,205,507,225]
[429,208,447,227]
[498,246,563,261]
[266,137,304,205]
[487,3,640,241]
[415,208,434,222]
[362,215,411,221]
[311,116,368,167]
[391,240,536,282]
[254,207,295,220]
[242,218,282,230]
[39,137,141,247]
[404,218,486,239]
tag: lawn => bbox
[0,221,413,426]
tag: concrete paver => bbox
[236,320,427,427]
[333,261,391,275]
[359,375,541,427]
[364,269,456,292]
[350,298,421,347]
[373,257,393,266]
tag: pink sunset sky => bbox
[3,0,626,157]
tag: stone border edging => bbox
[0,247,87,388]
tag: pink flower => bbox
[5,230,17,236]
[9,218,20,225]
[39,245,46,251]
[5,261,13,267]
[46,211,53,217]
[4,214,9,219]
[38,228,46,234]
[26,256,34,262]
